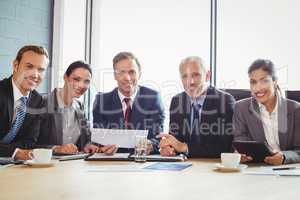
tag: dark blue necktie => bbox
[191,103,201,136]
[2,97,28,144]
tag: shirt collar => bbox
[12,78,29,104]
[258,94,279,115]
[117,86,139,104]
[188,89,207,107]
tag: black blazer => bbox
[0,76,43,156]
[93,86,165,152]
[169,87,235,158]
[37,88,91,151]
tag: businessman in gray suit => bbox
[233,59,300,165]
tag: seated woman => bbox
[233,59,300,165]
[38,61,115,154]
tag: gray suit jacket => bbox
[233,96,300,164]
[37,88,91,150]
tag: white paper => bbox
[91,128,148,148]
[86,163,149,172]
[243,165,300,176]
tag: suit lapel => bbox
[180,92,192,142]
[277,97,290,149]
[201,87,216,116]
[6,77,14,125]
[130,88,142,126]
[248,98,267,142]
[112,89,125,127]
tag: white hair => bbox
[179,56,206,73]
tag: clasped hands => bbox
[156,133,188,156]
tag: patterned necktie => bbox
[124,98,131,129]
[2,96,28,144]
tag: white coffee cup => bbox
[30,149,53,163]
[221,153,241,168]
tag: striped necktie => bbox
[2,96,28,144]
[124,98,131,129]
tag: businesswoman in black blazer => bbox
[233,59,300,165]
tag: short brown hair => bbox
[15,45,49,63]
[112,51,141,72]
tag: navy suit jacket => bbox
[0,76,43,156]
[169,87,235,158]
[93,86,165,153]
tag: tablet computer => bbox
[232,141,273,162]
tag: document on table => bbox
[86,162,192,172]
[143,163,192,171]
[243,165,300,176]
[91,128,148,148]
[86,163,148,172]
[129,154,187,162]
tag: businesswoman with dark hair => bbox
[37,61,101,154]
[233,59,300,165]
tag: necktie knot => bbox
[192,103,201,111]
[124,98,131,106]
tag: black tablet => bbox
[232,141,273,162]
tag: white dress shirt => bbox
[258,97,280,153]
[56,88,81,145]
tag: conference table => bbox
[0,159,299,200]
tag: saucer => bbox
[214,163,248,172]
[24,160,59,167]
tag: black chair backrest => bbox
[222,89,252,101]
[285,90,300,103]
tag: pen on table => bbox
[272,167,297,171]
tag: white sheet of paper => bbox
[243,166,300,176]
[244,170,300,176]
[91,128,148,148]
[86,164,149,173]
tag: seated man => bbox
[38,61,99,154]
[93,52,165,154]
[0,45,49,160]
[158,56,235,158]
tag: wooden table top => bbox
[0,158,299,200]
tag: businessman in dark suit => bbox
[0,45,49,160]
[93,52,165,154]
[158,56,235,158]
